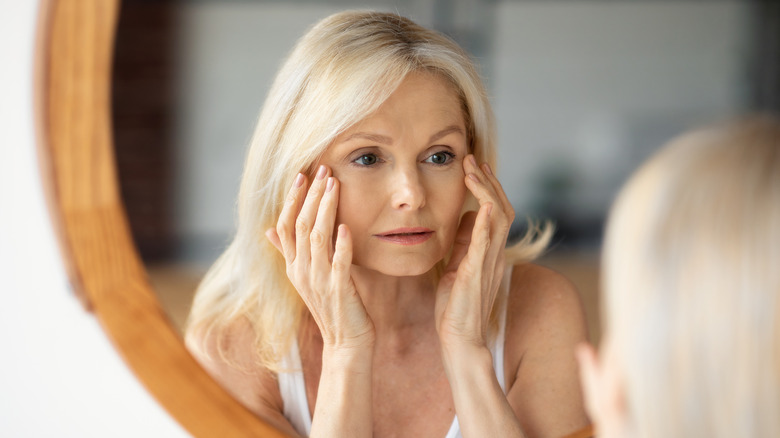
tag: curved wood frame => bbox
[33,0,287,436]
[33,1,594,437]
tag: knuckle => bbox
[310,229,326,248]
[500,221,512,236]
[479,237,491,253]
[285,189,298,206]
[295,219,309,236]
[331,260,347,272]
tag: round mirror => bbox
[39,0,766,436]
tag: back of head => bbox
[603,115,780,437]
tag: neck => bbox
[350,264,437,337]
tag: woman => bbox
[187,11,588,437]
[577,115,780,438]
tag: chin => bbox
[355,254,442,277]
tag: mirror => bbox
[112,0,759,348]
[36,0,288,435]
[39,0,770,436]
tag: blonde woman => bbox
[186,11,589,438]
[577,115,780,438]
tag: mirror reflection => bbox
[111,1,760,423]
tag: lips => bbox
[374,227,434,245]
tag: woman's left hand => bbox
[434,154,515,353]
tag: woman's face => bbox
[319,72,469,276]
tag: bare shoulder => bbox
[505,262,587,344]
[185,319,299,436]
[504,263,590,437]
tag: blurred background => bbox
[111,0,780,345]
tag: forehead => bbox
[341,72,465,136]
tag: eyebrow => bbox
[340,125,464,145]
[428,125,464,143]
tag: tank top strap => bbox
[277,340,313,436]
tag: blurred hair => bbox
[602,115,780,437]
[185,10,551,371]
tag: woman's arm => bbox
[442,342,526,437]
[435,155,526,437]
[436,156,588,437]
[440,266,589,438]
[311,343,373,437]
[268,166,375,437]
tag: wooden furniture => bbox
[33,0,594,436]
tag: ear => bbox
[576,340,631,438]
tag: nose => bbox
[391,165,426,210]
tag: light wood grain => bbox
[34,0,289,436]
[32,1,594,437]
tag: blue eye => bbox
[425,151,455,165]
[353,154,379,166]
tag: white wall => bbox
[493,0,750,222]
[0,2,188,436]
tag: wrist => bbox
[321,340,374,372]
[440,342,493,380]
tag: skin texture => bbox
[194,72,589,437]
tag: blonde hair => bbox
[602,115,780,437]
[186,10,551,370]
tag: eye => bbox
[424,151,455,165]
[353,153,379,166]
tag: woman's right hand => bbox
[265,165,375,351]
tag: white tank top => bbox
[278,303,509,438]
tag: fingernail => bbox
[468,155,477,167]
[468,173,480,183]
[316,165,327,180]
[482,163,493,176]
[326,177,334,192]
[486,203,493,216]
[293,173,304,188]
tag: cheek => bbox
[431,174,468,233]
[333,173,375,229]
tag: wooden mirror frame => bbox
[34,0,288,435]
[34,1,594,437]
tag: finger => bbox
[295,165,331,264]
[464,157,513,268]
[331,224,353,288]
[448,202,493,319]
[265,228,283,253]
[445,211,477,272]
[311,177,339,275]
[459,201,492,281]
[463,155,504,216]
[480,162,515,223]
[276,172,307,261]
[464,172,508,274]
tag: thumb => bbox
[434,271,457,328]
[446,211,477,272]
